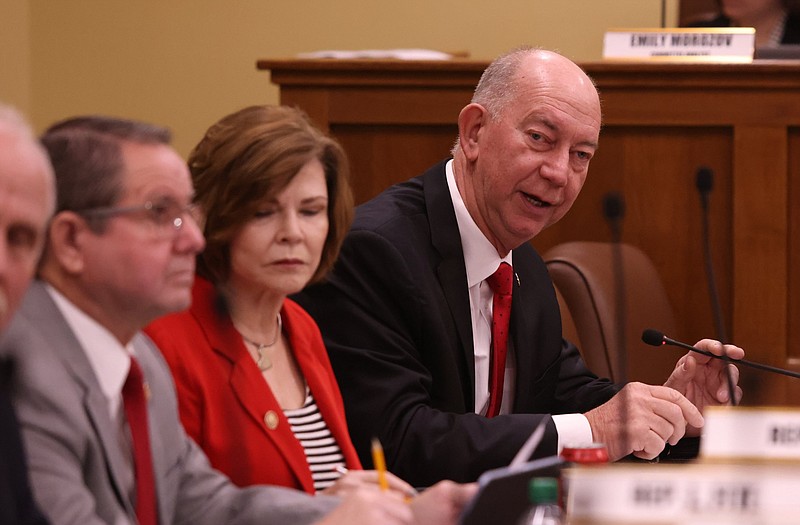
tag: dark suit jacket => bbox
[296,160,619,486]
[0,281,337,525]
[0,358,48,525]
[145,277,362,493]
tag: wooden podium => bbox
[257,57,800,405]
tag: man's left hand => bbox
[663,339,744,436]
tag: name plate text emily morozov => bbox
[603,28,755,62]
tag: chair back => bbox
[544,241,678,383]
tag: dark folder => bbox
[459,455,564,525]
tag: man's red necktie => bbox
[486,262,513,417]
[122,357,158,525]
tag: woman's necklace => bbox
[239,313,282,371]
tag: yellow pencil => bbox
[371,437,389,492]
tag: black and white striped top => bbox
[284,388,345,492]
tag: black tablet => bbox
[459,455,564,525]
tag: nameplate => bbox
[603,28,755,62]
[700,405,800,462]
[566,463,800,524]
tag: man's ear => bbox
[457,103,487,162]
[46,212,91,275]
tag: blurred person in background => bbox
[0,103,55,525]
[685,0,800,47]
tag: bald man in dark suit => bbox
[296,48,745,487]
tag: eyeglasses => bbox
[77,198,201,237]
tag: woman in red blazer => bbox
[145,105,413,497]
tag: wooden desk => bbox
[257,58,800,404]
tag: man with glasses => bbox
[0,115,473,525]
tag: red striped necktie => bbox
[485,262,513,418]
[122,357,158,525]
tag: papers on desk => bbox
[296,48,454,60]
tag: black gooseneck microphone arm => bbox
[603,191,627,383]
[604,192,629,452]
[696,167,728,343]
[642,329,800,380]
[694,167,737,404]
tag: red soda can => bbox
[560,442,609,465]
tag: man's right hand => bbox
[585,382,704,461]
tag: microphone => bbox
[695,167,727,343]
[604,192,629,452]
[696,167,713,210]
[602,191,627,383]
[602,192,625,243]
[643,329,735,406]
[642,328,800,380]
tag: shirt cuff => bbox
[552,413,593,453]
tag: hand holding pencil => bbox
[319,437,477,525]
[319,438,417,499]
[370,437,478,524]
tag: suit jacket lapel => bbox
[509,249,533,408]
[191,283,314,492]
[508,245,561,410]
[284,308,355,471]
[225,348,314,492]
[24,282,136,517]
[422,162,476,399]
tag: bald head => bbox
[472,47,600,125]
[0,105,56,330]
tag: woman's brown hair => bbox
[188,105,353,285]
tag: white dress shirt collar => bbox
[445,160,512,280]
[45,283,132,419]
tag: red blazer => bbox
[144,277,362,493]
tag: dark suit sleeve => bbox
[0,359,49,525]
[299,227,566,486]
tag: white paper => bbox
[297,48,454,60]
